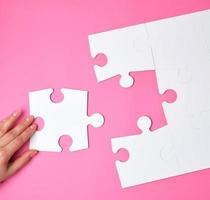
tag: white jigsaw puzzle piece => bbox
[88,24,154,88]
[112,106,210,188]
[146,9,210,112]
[146,10,210,68]
[112,116,180,188]
[29,88,104,152]
[200,10,210,54]
[155,65,210,173]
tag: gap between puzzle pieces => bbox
[88,70,177,139]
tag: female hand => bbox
[0,110,38,182]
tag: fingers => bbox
[6,150,38,179]
[0,110,22,138]
[0,116,34,147]
[5,124,37,159]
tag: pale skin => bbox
[0,110,38,183]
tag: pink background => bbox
[0,0,210,199]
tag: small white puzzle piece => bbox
[112,116,180,188]
[88,24,155,88]
[29,88,104,152]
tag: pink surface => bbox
[0,0,210,199]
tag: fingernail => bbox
[13,109,21,117]
[26,115,34,122]
[30,124,36,129]
[30,151,38,158]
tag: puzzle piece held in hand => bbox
[88,24,155,88]
[112,116,179,188]
[29,88,104,152]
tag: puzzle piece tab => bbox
[29,88,104,152]
[88,24,154,88]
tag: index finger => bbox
[0,110,22,138]
[5,124,37,159]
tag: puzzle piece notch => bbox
[161,89,177,104]
[50,88,64,103]
[29,88,104,152]
[113,148,129,163]
[59,135,73,152]
[94,53,108,67]
[88,23,155,88]
[112,116,180,188]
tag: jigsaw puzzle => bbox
[88,24,155,88]
[29,88,104,152]
[112,9,210,188]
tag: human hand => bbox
[0,110,38,182]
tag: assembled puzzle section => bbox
[112,116,179,188]
[146,9,210,69]
[29,88,104,152]
[112,9,210,188]
[88,24,155,88]
[112,107,210,188]
[155,64,210,175]
[146,9,210,115]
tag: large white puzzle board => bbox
[111,9,210,188]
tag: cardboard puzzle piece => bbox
[155,63,210,175]
[156,62,210,121]
[145,9,210,68]
[88,9,210,88]
[144,9,210,113]
[112,106,210,188]
[29,88,104,152]
[200,10,210,54]
[112,116,180,188]
[88,24,155,88]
